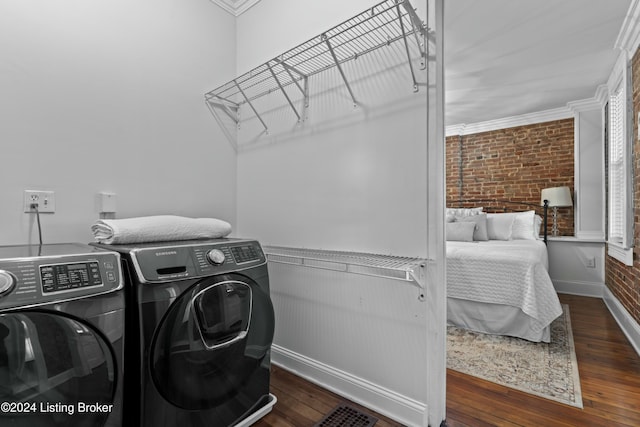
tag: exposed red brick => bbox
[446,119,575,236]
[604,47,640,326]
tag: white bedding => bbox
[447,240,562,342]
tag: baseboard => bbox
[602,287,640,358]
[271,344,427,427]
[555,280,640,356]
[553,279,605,298]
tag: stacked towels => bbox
[91,215,232,245]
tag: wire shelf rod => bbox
[208,0,420,88]
[263,245,429,301]
[263,245,423,271]
[215,29,416,106]
[284,12,405,69]
[204,0,427,137]
[207,5,419,101]
[307,1,400,49]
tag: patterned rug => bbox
[447,305,583,408]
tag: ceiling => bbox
[443,0,632,127]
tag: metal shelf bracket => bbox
[273,58,309,109]
[205,96,239,124]
[267,62,302,122]
[407,262,427,301]
[234,79,269,134]
[397,2,424,92]
[322,33,358,108]
[204,96,240,151]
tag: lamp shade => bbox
[541,186,573,207]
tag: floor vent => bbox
[314,403,378,427]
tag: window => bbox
[606,53,634,265]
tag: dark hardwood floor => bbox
[254,364,404,426]
[256,294,640,426]
[447,294,640,427]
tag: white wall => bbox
[233,1,444,426]
[235,0,378,75]
[0,0,237,245]
[234,0,429,257]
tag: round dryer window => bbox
[150,274,275,410]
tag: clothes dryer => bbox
[0,243,124,427]
[94,238,276,427]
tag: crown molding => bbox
[446,90,610,137]
[445,106,573,137]
[615,0,640,57]
[594,84,609,105]
[445,124,467,136]
[209,0,262,16]
[567,95,603,113]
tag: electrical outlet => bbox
[23,190,56,213]
[586,257,596,268]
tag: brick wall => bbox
[446,119,575,236]
[605,49,640,326]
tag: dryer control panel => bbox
[0,243,123,310]
[127,239,266,283]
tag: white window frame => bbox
[606,52,634,266]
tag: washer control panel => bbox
[0,243,123,310]
[129,239,266,283]
[40,261,104,294]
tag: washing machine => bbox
[93,238,276,427]
[0,243,124,427]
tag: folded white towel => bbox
[91,215,232,245]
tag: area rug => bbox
[447,305,583,408]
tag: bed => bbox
[445,201,563,342]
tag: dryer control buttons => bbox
[0,270,16,296]
[206,249,226,266]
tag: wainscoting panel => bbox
[267,261,428,426]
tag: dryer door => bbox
[0,311,116,427]
[150,273,275,410]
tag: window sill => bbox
[607,242,634,266]
[547,236,605,244]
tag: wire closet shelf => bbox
[263,245,429,301]
[204,0,428,134]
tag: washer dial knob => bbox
[0,270,16,296]
[206,249,226,266]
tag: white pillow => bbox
[514,211,537,240]
[446,207,483,217]
[534,214,543,239]
[455,213,489,241]
[486,214,515,240]
[446,222,476,242]
[496,211,538,240]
